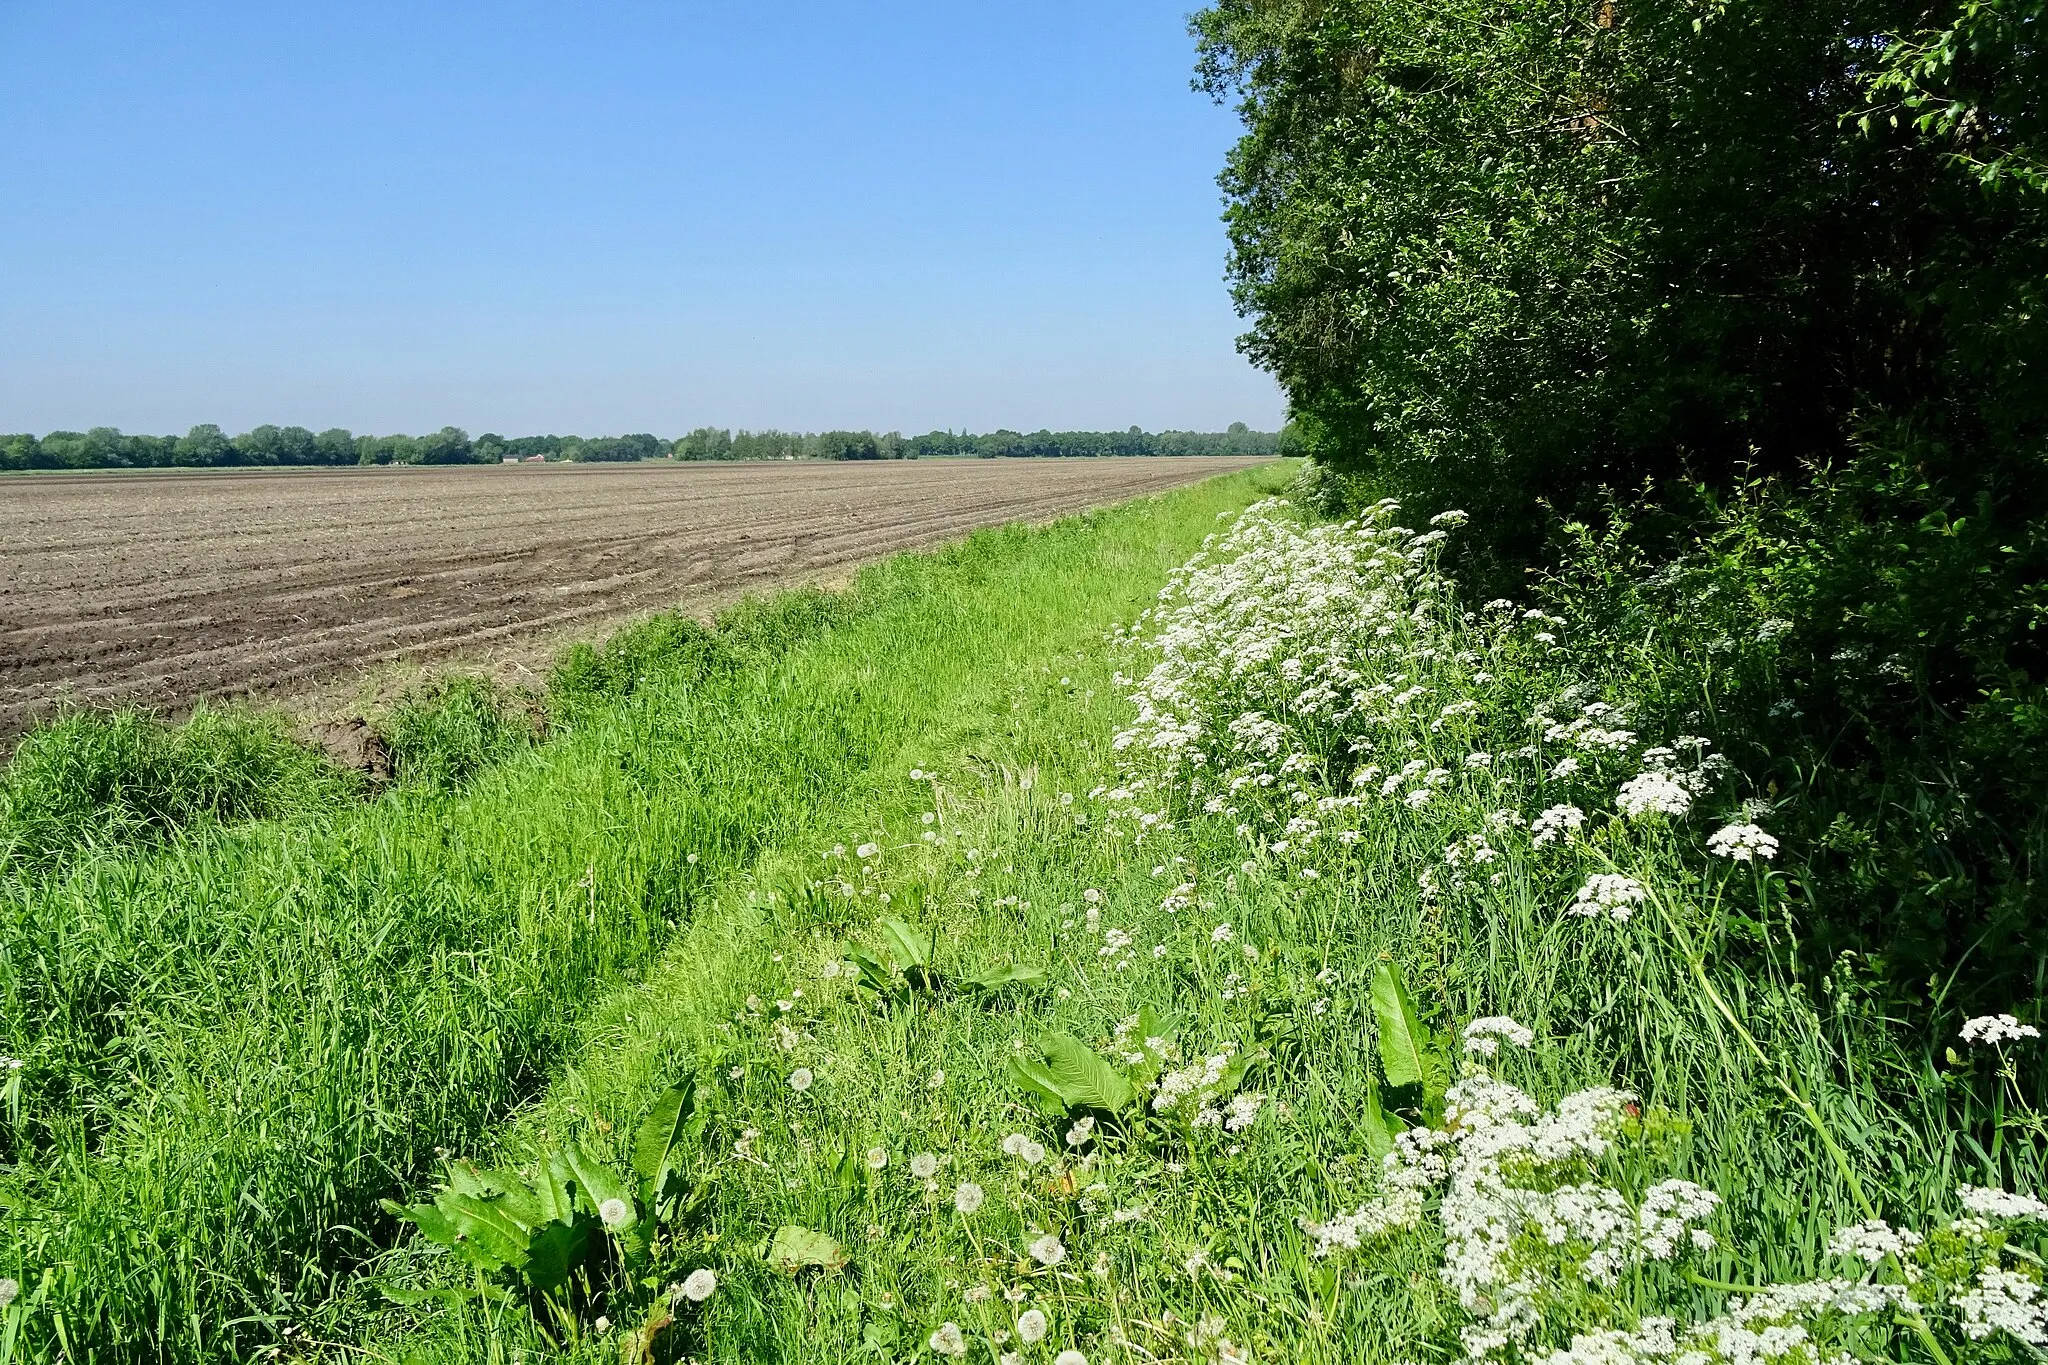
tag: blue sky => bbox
[0,2,1285,438]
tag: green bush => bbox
[0,707,356,874]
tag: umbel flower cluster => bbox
[1297,1022,2048,1364]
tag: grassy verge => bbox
[356,493,2045,1365]
[0,464,1286,1362]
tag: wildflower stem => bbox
[1640,880,1956,1365]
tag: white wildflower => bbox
[929,1322,969,1358]
[1617,771,1693,819]
[954,1182,986,1215]
[1016,1309,1049,1344]
[679,1267,717,1302]
[1707,822,1780,862]
[1029,1233,1067,1266]
[1959,1185,2048,1221]
[788,1067,814,1092]
[1462,1016,1535,1057]
[1569,874,1649,922]
[910,1152,939,1180]
[1961,1015,2042,1047]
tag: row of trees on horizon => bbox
[0,422,1286,471]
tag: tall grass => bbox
[354,494,2040,1364]
[0,467,1284,1362]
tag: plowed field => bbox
[0,457,1265,734]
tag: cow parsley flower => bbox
[1959,1185,2048,1221]
[1828,1219,1923,1264]
[1961,1015,2042,1047]
[1462,1016,1535,1057]
[1707,822,1779,862]
[1569,874,1649,922]
[1617,771,1692,819]
[1530,805,1586,847]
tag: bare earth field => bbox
[0,457,1266,736]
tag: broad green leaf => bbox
[1005,1054,1072,1117]
[1358,1089,1406,1160]
[759,1225,851,1274]
[846,948,908,1001]
[632,1083,697,1197]
[561,1139,632,1216]
[522,1218,588,1294]
[878,917,932,971]
[433,1191,532,1270]
[1371,961,1430,1090]
[963,962,1046,992]
[1036,1032,1137,1114]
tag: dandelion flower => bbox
[1707,823,1779,862]
[910,1152,940,1179]
[929,1322,968,1358]
[1960,1015,2040,1047]
[865,1146,889,1171]
[954,1182,986,1215]
[680,1268,717,1302]
[1019,1140,1046,1166]
[1029,1233,1067,1266]
[598,1198,633,1230]
[788,1067,814,1092]
[1002,1133,1029,1156]
[927,1069,946,1089]
[1066,1117,1095,1148]
[857,842,880,859]
[1016,1309,1049,1344]
[1054,1351,1089,1365]
[0,1278,17,1310]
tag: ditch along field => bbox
[0,457,1263,739]
[3,464,2044,1365]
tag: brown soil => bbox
[0,457,1266,737]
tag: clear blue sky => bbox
[0,2,1285,438]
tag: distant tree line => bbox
[0,423,1284,471]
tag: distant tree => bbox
[315,428,356,464]
[415,427,474,464]
[177,424,231,466]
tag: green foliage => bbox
[0,466,1279,1362]
[384,675,538,789]
[0,706,356,873]
[1007,1033,1140,1118]
[1192,0,2048,565]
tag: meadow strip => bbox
[0,466,1282,1362]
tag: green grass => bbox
[5,462,2036,1365]
[353,492,2041,1365]
[0,464,1285,1362]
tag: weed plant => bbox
[356,496,2043,1363]
[0,707,358,876]
[0,467,1283,1361]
